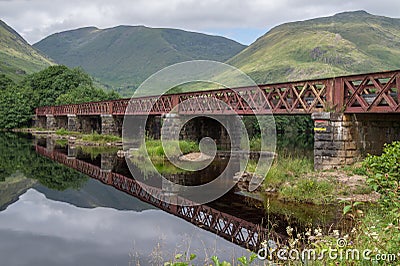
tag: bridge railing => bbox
[341,70,400,113]
[35,70,400,116]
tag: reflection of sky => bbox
[0,189,246,266]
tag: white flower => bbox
[333,230,340,237]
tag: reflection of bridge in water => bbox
[35,145,275,250]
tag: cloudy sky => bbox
[0,0,399,45]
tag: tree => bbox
[21,65,94,107]
[0,74,15,91]
[0,65,121,129]
[0,85,32,129]
[55,84,120,105]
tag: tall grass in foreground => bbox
[246,153,313,189]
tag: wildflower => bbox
[286,226,294,236]
[332,230,340,237]
[370,232,379,240]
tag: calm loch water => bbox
[0,133,338,265]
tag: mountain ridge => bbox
[228,10,400,84]
[34,25,246,95]
[0,19,53,81]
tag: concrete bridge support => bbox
[312,112,400,170]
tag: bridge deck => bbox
[36,70,400,116]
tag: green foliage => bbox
[22,65,93,107]
[55,128,75,136]
[363,141,400,212]
[211,256,231,266]
[237,254,257,265]
[0,73,15,90]
[0,65,121,129]
[0,85,32,129]
[341,201,363,215]
[55,84,119,105]
[0,132,88,190]
[243,115,313,137]
[34,26,245,96]
[164,253,197,266]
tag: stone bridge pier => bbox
[35,114,124,135]
[161,115,242,151]
[312,112,400,170]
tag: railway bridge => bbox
[35,70,400,169]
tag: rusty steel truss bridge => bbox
[36,70,400,116]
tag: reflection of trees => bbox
[277,132,314,152]
[0,133,88,191]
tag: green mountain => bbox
[229,11,400,84]
[34,26,246,95]
[0,20,53,81]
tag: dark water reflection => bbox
[0,133,339,266]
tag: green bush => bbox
[0,65,120,129]
[363,141,400,210]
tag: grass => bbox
[245,150,378,205]
[55,128,81,136]
[136,139,199,158]
[81,132,121,143]
[280,178,335,204]
[0,20,52,82]
[54,128,121,143]
[245,153,338,204]
[129,139,200,176]
[228,11,400,86]
[247,153,313,190]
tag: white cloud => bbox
[0,0,399,44]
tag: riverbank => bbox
[240,156,379,205]
[15,128,123,146]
